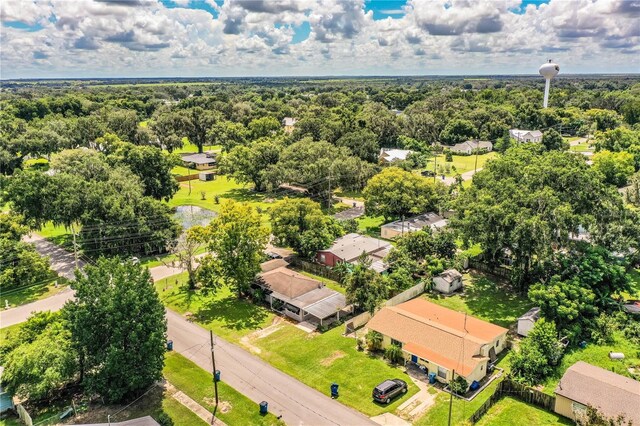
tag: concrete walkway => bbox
[0,252,376,426]
[166,382,226,426]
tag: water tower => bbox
[539,60,559,108]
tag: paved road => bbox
[1,250,375,425]
[168,309,374,426]
[23,233,85,280]
[440,167,483,186]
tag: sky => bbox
[0,0,638,79]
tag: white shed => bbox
[432,269,463,294]
[517,307,541,337]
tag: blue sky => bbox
[1,0,637,78]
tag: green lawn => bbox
[356,215,386,238]
[249,324,418,417]
[426,152,497,177]
[569,143,592,153]
[296,269,345,294]
[475,396,571,426]
[424,271,532,328]
[155,272,275,342]
[37,222,74,250]
[164,352,283,426]
[415,352,512,425]
[541,331,640,395]
[1,276,68,309]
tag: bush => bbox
[450,375,468,395]
[356,338,365,351]
[384,344,403,364]
[590,313,616,345]
[445,151,453,162]
[156,412,174,426]
[341,218,358,234]
[365,330,383,351]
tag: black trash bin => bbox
[331,383,339,398]
[166,340,173,351]
[259,401,268,415]
[214,370,221,382]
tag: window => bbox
[496,340,500,348]
[437,366,447,379]
[391,338,402,348]
[572,401,587,414]
[320,254,326,263]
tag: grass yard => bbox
[38,222,74,250]
[415,352,512,425]
[296,269,345,294]
[1,276,68,309]
[356,215,386,238]
[426,152,497,177]
[475,396,571,426]
[424,271,532,328]
[248,324,419,417]
[540,331,640,395]
[163,352,283,426]
[155,272,275,342]
[569,143,592,153]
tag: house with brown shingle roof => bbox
[554,361,640,424]
[367,298,508,386]
[256,261,348,325]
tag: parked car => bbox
[421,170,436,177]
[372,379,407,404]
[265,251,282,259]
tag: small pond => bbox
[173,205,217,230]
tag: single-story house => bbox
[368,299,508,386]
[432,269,463,294]
[623,300,640,315]
[181,152,217,170]
[317,233,392,273]
[256,262,348,325]
[282,117,297,133]
[380,212,448,240]
[449,140,493,155]
[509,129,543,143]
[379,148,413,164]
[517,307,541,336]
[554,361,640,425]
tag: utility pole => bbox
[433,153,438,183]
[474,145,479,174]
[71,223,79,270]
[327,167,332,210]
[447,369,455,426]
[210,330,219,407]
[188,168,192,196]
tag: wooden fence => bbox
[288,257,343,282]
[468,378,556,424]
[175,174,200,182]
[468,260,511,280]
[16,404,33,426]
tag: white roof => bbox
[321,233,391,262]
[450,140,493,152]
[510,129,543,138]
[380,148,413,162]
[382,212,448,233]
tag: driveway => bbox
[23,233,85,280]
[0,252,375,426]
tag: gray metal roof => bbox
[518,307,541,321]
[303,292,348,319]
[381,212,448,233]
[181,153,216,164]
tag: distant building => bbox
[367,298,508,387]
[449,140,493,155]
[517,307,540,337]
[282,117,297,133]
[181,152,216,170]
[317,233,391,273]
[554,361,640,425]
[432,269,463,294]
[509,129,543,143]
[380,212,448,240]
[379,148,413,164]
